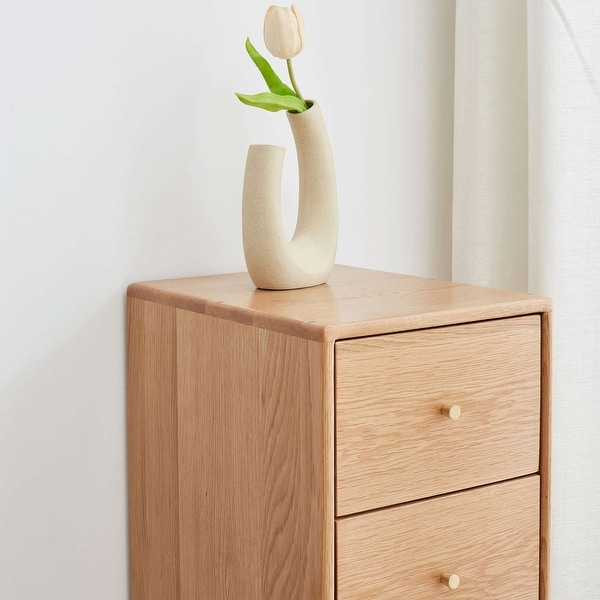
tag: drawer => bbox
[336,315,540,515]
[336,476,540,600]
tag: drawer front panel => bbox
[336,316,540,516]
[336,476,540,600]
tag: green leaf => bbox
[235,92,308,113]
[245,38,299,99]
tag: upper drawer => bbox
[335,315,540,516]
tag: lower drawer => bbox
[336,476,540,599]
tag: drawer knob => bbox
[441,405,461,420]
[441,573,461,589]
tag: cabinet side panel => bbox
[260,331,334,599]
[176,311,333,600]
[176,310,262,600]
[127,297,180,600]
[540,311,552,600]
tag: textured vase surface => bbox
[242,101,338,290]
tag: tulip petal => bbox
[235,91,307,113]
[291,6,305,49]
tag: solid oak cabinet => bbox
[127,266,551,600]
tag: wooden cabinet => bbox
[127,265,551,600]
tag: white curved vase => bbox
[242,101,338,290]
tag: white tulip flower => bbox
[263,5,305,60]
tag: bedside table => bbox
[127,265,551,599]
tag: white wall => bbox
[0,1,455,598]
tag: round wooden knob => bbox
[441,405,461,420]
[441,573,460,589]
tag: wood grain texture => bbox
[539,311,552,600]
[336,315,541,516]
[127,298,180,600]
[127,265,552,341]
[336,476,541,600]
[175,310,334,600]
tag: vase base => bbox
[252,278,329,291]
[248,268,332,290]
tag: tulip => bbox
[263,5,306,101]
[263,5,305,60]
[236,5,310,113]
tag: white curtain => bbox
[453,1,600,599]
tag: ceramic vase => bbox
[242,101,338,290]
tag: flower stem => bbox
[287,59,305,102]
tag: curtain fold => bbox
[453,1,600,598]
[453,0,529,291]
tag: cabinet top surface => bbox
[127,265,551,341]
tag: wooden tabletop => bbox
[127,265,551,341]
